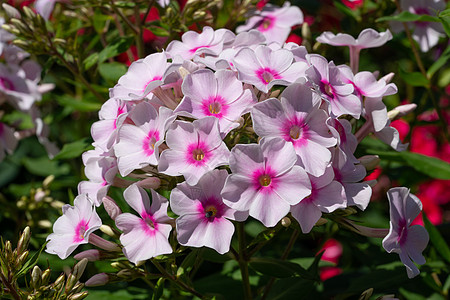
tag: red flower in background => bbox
[318,238,343,281]
[341,0,364,10]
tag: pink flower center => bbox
[201,96,228,119]
[252,167,278,193]
[321,80,334,97]
[256,68,281,85]
[186,142,209,166]
[143,76,163,92]
[142,130,160,157]
[0,77,15,91]
[140,212,158,236]
[189,45,211,54]
[73,219,89,243]
[282,117,309,148]
[258,16,275,32]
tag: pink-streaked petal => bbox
[123,184,151,217]
[261,137,297,176]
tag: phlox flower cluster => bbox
[46,2,429,278]
[0,17,57,162]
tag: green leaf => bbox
[428,45,450,77]
[98,62,128,83]
[368,150,450,180]
[52,138,93,160]
[439,9,450,38]
[423,213,450,264]
[399,67,430,87]
[152,278,164,300]
[83,52,99,71]
[56,95,102,112]
[93,9,113,34]
[177,249,199,277]
[22,157,70,177]
[249,257,317,280]
[148,26,170,37]
[98,36,134,63]
[266,277,317,300]
[377,11,441,23]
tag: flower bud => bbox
[65,274,77,293]
[315,218,328,226]
[31,266,42,289]
[100,225,118,239]
[111,261,130,270]
[102,196,122,221]
[67,291,89,300]
[53,273,66,290]
[73,258,88,282]
[301,22,311,41]
[281,217,291,227]
[23,6,36,20]
[43,175,54,188]
[2,4,20,18]
[358,155,380,171]
[85,273,110,287]
[38,220,52,229]
[74,250,101,262]
[137,177,161,190]
[88,234,121,252]
[1,24,20,35]
[34,189,46,202]
[387,104,417,121]
[71,282,85,294]
[17,226,31,255]
[380,72,395,84]
[16,251,29,267]
[41,268,51,285]
[117,269,133,278]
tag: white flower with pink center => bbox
[290,167,346,233]
[222,137,311,227]
[306,54,361,118]
[175,69,255,136]
[46,194,102,259]
[170,170,247,254]
[91,98,129,151]
[110,52,169,101]
[382,187,429,278]
[236,2,303,45]
[251,82,336,176]
[158,117,230,185]
[78,156,118,206]
[114,102,175,176]
[233,45,308,93]
[166,26,235,60]
[115,184,173,264]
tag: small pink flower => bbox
[115,184,173,264]
[158,117,230,185]
[236,2,303,45]
[382,187,429,278]
[233,45,308,93]
[175,69,255,136]
[170,170,247,254]
[46,194,102,259]
[222,137,311,227]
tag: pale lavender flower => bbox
[175,69,255,136]
[170,170,247,254]
[115,184,173,264]
[392,0,446,52]
[114,102,175,176]
[317,29,392,72]
[158,117,230,185]
[166,26,235,60]
[236,2,303,45]
[331,148,372,211]
[110,52,169,101]
[222,137,311,227]
[251,82,336,176]
[290,167,346,233]
[91,98,129,151]
[326,118,359,164]
[46,194,102,259]
[306,54,361,118]
[382,187,429,278]
[233,45,308,93]
[78,156,117,206]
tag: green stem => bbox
[110,0,139,34]
[151,260,204,298]
[237,222,252,300]
[261,230,299,300]
[0,271,20,300]
[134,5,145,58]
